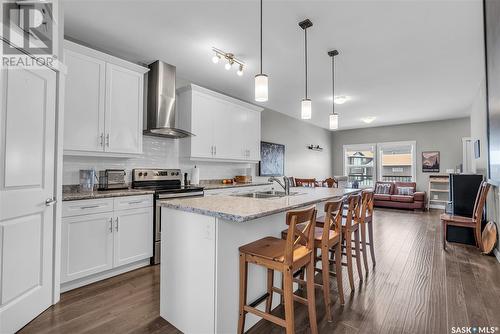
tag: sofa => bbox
[373,181,426,210]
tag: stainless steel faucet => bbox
[268,176,291,195]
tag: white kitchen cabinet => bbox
[189,91,219,159]
[245,109,261,161]
[105,64,144,154]
[63,48,106,152]
[113,207,153,267]
[61,195,153,291]
[61,212,114,283]
[178,84,263,162]
[63,40,148,156]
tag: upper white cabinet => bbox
[63,40,148,156]
[178,84,263,162]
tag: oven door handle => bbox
[157,191,204,199]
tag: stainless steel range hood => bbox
[144,61,194,138]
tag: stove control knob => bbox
[144,172,148,176]
[138,172,143,177]
[176,172,180,175]
[171,172,175,176]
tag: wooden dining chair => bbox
[281,198,345,322]
[295,178,317,187]
[321,177,337,188]
[318,194,363,290]
[238,206,318,334]
[440,181,491,251]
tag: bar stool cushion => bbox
[239,237,310,262]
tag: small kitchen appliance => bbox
[98,169,127,190]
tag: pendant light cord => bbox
[331,55,335,114]
[260,0,263,74]
[305,27,308,99]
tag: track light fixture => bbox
[211,47,245,76]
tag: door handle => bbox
[214,145,216,155]
[100,133,104,147]
[106,133,110,147]
[45,198,56,206]
[109,217,113,233]
[115,217,119,232]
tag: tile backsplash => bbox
[63,136,256,185]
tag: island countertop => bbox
[159,187,360,222]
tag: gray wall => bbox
[331,118,471,191]
[260,110,333,180]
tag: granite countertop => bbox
[200,182,273,190]
[159,187,360,222]
[63,185,155,201]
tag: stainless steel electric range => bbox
[132,168,204,264]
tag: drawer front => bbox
[113,194,153,211]
[63,198,114,217]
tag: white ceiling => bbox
[63,0,485,130]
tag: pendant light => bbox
[328,50,339,130]
[255,0,268,102]
[299,19,313,119]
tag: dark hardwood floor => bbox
[18,209,500,334]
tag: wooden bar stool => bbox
[237,206,318,334]
[440,181,491,251]
[281,198,345,322]
[318,194,363,290]
[357,190,375,272]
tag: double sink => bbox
[233,190,300,199]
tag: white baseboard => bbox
[60,259,150,293]
[428,204,445,210]
[493,248,500,263]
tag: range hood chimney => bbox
[144,61,194,138]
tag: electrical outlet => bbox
[433,194,438,200]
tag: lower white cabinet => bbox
[113,207,153,267]
[61,212,114,283]
[61,195,153,289]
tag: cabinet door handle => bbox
[100,133,104,147]
[214,145,216,155]
[109,217,113,233]
[80,205,99,210]
[106,134,110,147]
[128,200,144,205]
[115,217,119,232]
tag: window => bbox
[343,141,416,188]
[377,141,416,183]
[343,144,376,187]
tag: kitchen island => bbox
[159,187,358,334]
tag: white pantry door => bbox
[0,66,57,333]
